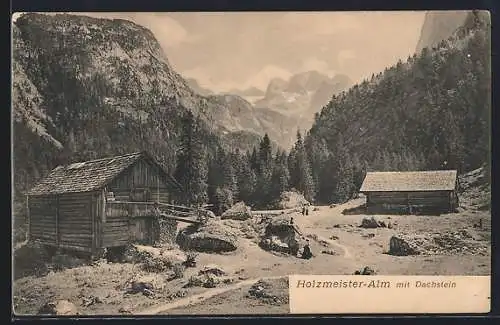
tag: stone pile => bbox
[388,229,489,256]
[185,264,233,288]
[221,202,253,221]
[354,266,376,275]
[276,191,310,210]
[389,235,423,256]
[247,278,289,306]
[176,221,238,253]
[38,300,78,315]
[359,217,387,229]
[158,218,178,244]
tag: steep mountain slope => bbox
[207,94,298,148]
[415,11,469,54]
[11,13,275,208]
[305,11,490,203]
[186,78,214,96]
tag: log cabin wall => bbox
[28,192,97,253]
[102,159,174,247]
[106,159,172,204]
[28,195,58,246]
[367,190,454,212]
[102,201,131,248]
[56,192,95,253]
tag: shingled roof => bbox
[359,170,458,192]
[27,151,181,196]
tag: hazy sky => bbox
[13,11,426,92]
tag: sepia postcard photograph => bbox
[11,10,491,316]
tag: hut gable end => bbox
[27,152,180,196]
[360,170,458,193]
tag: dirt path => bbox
[316,235,353,259]
[137,276,284,315]
[294,206,354,259]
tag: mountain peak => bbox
[415,11,469,54]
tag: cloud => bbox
[131,14,199,48]
[182,64,293,92]
[337,50,356,68]
[281,12,362,40]
[242,65,293,90]
[299,57,336,76]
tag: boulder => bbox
[14,241,53,279]
[277,191,310,210]
[186,274,222,288]
[176,221,238,253]
[360,217,388,228]
[128,245,185,272]
[388,235,421,256]
[38,300,78,315]
[360,266,376,275]
[221,202,253,220]
[198,264,227,276]
[247,278,289,305]
[259,236,290,253]
[127,274,165,294]
[202,210,216,219]
[360,217,380,228]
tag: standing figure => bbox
[302,239,312,259]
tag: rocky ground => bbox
[12,169,491,316]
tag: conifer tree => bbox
[290,130,315,202]
[174,110,208,206]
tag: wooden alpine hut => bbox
[359,170,459,214]
[25,151,184,257]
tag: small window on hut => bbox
[130,188,151,202]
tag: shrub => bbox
[171,263,185,279]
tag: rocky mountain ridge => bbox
[12,13,291,205]
[415,11,469,54]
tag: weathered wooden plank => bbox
[30,227,56,233]
[29,225,56,231]
[60,238,92,246]
[102,240,129,248]
[60,234,93,240]
[103,225,129,232]
[30,233,57,239]
[104,222,128,228]
[29,197,58,204]
[31,238,57,246]
[58,227,92,234]
[102,190,107,224]
[57,220,92,226]
[105,216,129,221]
[28,203,57,209]
[57,243,93,253]
[104,225,129,231]
[103,235,129,243]
[91,193,96,254]
[103,236,129,243]
[30,235,57,242]
[30,219,56,226]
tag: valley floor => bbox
[12,198,491,316]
